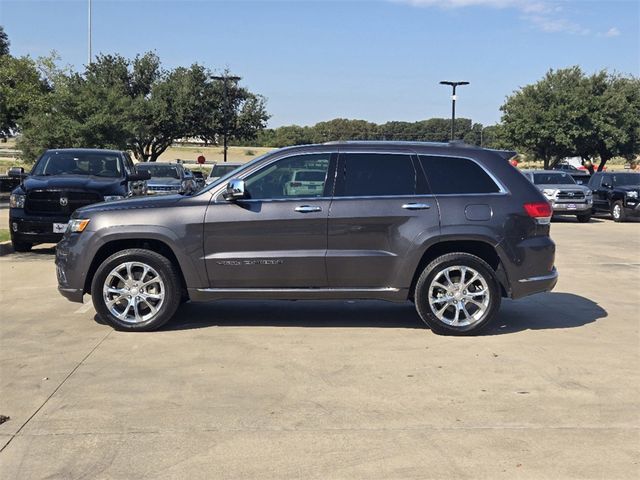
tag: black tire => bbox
[91,248,182,331]
[11,239,32,252]
[576,213,591,223]
[414,253,501,336]
[611,200,626,222]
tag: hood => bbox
[147,178,181,186]
[615,185,640,193]
[76,193,181,215]
[23,175,125,195]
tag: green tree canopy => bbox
[500,66,640,170]
[0,26,9,57]
[17,53,270,162]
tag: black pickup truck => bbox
[9,149,149,251]
[588,172,640,222]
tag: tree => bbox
[17,53,270,162]
[499,66,640,170]
[575,72,640,172]
[0,54,50,139]
[0,26,9,57]
[200,72,269,161]
[500,67,590,169]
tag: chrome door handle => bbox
[295,205,322,213]
[402,203,431,210]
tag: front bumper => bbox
[623,199,640,216]
[550,200,592,214]
[9,209,69,244]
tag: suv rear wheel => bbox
[91,248,182,331]
[414,253,501,335]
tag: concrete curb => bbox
[0,240,13,256]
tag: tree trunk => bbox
[597,153,611,172]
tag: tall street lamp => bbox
[211,74,241,163]
[439,81,469,141]
[88,0,92,65]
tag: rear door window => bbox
[418,155,500,194]
[337,153,417,197]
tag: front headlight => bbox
[104,195,125,202]
[9,193,25,209]
[68,219,90,233]
[627,191,638,199]
[542,189,558,198]
[586,190,593,197]
[181,180,190,192]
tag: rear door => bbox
[327,150,439,289]
[204,152,336,288]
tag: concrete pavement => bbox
[0,219,638,478]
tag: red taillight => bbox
[290,182,302,187]
[524,202,552,222]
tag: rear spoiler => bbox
[486,149,519,161]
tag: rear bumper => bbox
[514,267,559,298]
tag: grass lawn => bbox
[0,229,10,243]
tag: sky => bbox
[1,0,638,128]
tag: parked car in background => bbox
[522,170,593,222]
[588,172,640,222]
[191,170,206,190]
[8,149,149,252]
[136,162,197,195]
[56,141,557,335]
[205,162,242,185]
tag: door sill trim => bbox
[196,287,400,293]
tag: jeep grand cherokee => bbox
[55,142,558,335]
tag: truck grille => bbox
[557,190,585,200]
[25,190,103,215]
[147,185,179,194]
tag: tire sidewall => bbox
[415,253,501,335]
[91,249,181,331]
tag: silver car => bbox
[523,170,593,222]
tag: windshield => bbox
[199,152,273,193]
[210,165,241,177]
[533,173,576,185]
[612,173,640,187]
[32,152,123,178]
[137,164,180,179]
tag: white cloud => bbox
[393,0,591,35]
[602,27,621,37]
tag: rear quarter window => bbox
[418,155,500,194]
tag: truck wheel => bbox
[611,201,626,222]
[576,213,591,223]
[11,239,32,252]
[91,248,182,331]
[414,253,501,336]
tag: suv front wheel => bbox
[414,253,501,336]
[91,248,182,331]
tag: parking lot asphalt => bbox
[0,217,639,479]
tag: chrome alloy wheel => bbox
[613,203,621,219]
[103,261,165,324]
[427,266,490,327]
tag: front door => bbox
[204,153,336,288]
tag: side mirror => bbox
[128,171,151,181]
[223,178,246,201]
[8,167,25,178]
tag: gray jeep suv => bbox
[56,142,558,335]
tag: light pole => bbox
[88,0,92,65]
[211,74,241,163]
[439,80,469,141]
